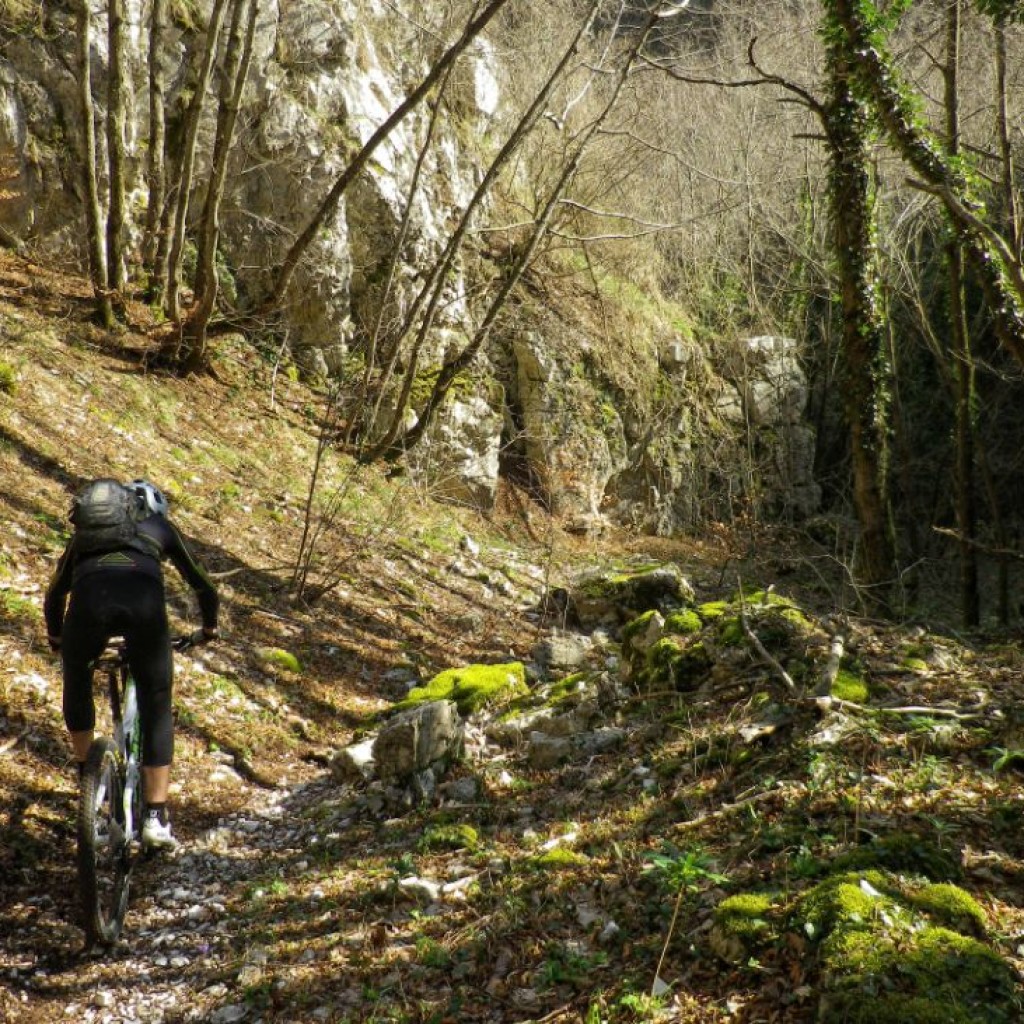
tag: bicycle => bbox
[77,631,202,947]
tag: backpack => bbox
[71,478,150,557]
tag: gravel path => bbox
[3,769,336,1024]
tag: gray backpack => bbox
[71,479,149,557]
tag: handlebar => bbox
[93,631,212,668]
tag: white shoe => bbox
[141,815,179,851]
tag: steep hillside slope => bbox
[4,253,1024,1024]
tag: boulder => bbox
[373,700,463,782]
[570,564,695,629]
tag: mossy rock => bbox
[621,609,663,665]
[718,615,744,645]
[255,647,302,673]
[909,883,987,934]
[399,662,528,716]
[793,870,1018,1023]
[571,563,694,627]
[622,608,660,643]
[641,637,712,691]
[709,891,780,963]
[818,924,1018,1023]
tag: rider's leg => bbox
[142,765,171,804]
[60,582,108,769]
[70,730,94,762]
[124,577,174,809]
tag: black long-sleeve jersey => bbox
[44,514,220,640]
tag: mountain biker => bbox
[44,478,220,850]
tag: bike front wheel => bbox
[77,738,131,945]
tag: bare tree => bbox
[143,0,168,294]
[977,0,1022,255]
[381,3,677,458]
[77,0,114,328]
[164,0,231,323]
[105,0,127,300]
[174,0,260,373]
[357,0,606,462]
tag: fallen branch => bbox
[674,788,781,829]
[738,605,797,692]
[816,632,845,697]
[0,731,27,755]
[812,695,986,721]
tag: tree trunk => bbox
[143,0,168,296]
[943,0,979,626]
[260,0,514,314]
[77,0,113,328]
[105,0,127,299]
[823,24,895,616]
[164,0,231,323]
[993,17,1019,257]
[178,0,259,373]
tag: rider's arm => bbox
[160,519,220,635]
[43,540,76,648]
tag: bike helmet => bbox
[130,479,169,518]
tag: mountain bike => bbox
[77,632,201,947]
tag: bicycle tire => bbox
[77,737,131,945]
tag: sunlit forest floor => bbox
[2,250,1024,1023]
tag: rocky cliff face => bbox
[0,0,818,531]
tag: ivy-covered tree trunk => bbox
[831,0,1024,369]
[823,27,895,615]
[943,0,979,627]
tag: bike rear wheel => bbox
[77,738,132,945]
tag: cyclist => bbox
[44,478,220,850]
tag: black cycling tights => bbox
[61,571,174,767]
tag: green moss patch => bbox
[664,609,702,635]
[641,637,712,691]
[255,647,303,673]
[707,867,1015,1022]
[399,662,528,715]
[710,892,778,962]
[531,846,589,870]
[697,600,729,620]
[832,667,870,703]
[801,872,1016,1023]
[419,823,480,853]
